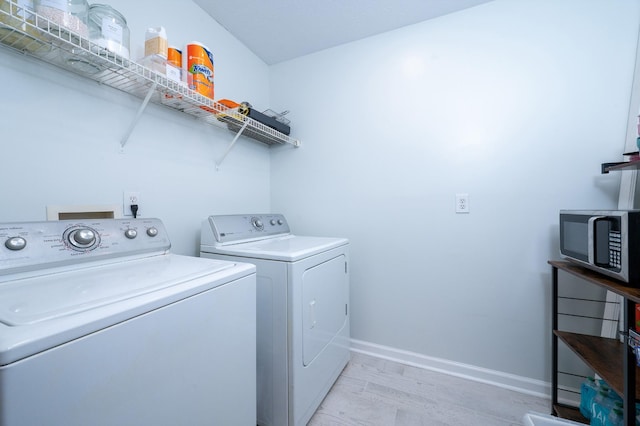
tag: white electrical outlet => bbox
[455,193,470,213]
[123,191,141,216]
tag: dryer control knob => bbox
[277,219,283,225]
[71,229,96,246]
[124,229,137,239]
[252,219,263,230]
[147,227,158,237]
[270,219,277,226]
[5,236,26,251]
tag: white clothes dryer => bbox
[200,214,350,426]
[0,218,257,426]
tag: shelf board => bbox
[602,159,640,173]
[549,261,640,303]
[0,2,300,149]
[553,404,588,424]
[555,330,640,400]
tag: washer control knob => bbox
[147,227,158,237]
[277,219,283,225]
[252,218,264,230]
[71,229,96,246]
[124,229,137,239]
[5,237,26,251]
[270,219,277,226]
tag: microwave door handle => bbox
[587,216,606,266]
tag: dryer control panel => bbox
[202,214,290,245]
[0,218,170,277]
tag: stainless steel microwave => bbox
[559,210,640,283]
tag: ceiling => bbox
[193,0,494,65]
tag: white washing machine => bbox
[200,214,350,426]
[0,218,257,426]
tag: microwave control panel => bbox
[609,231,622,269]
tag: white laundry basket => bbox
[523,412,585,426]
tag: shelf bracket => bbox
[120,82,158,149]
[215,120,249,170]
[601,162,628,174]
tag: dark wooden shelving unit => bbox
[550,260,640,303]
[549,260,638,426]
[554,331,640,399]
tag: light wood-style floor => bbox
[308,352,550,426]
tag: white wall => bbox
[2,0,638,397]
[0,0,273,255]
[269,0,640,390]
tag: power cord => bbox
[130,204,139,219]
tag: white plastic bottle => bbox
[591,388,615,426]
[607,405,623,426]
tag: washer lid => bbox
[0,254,235,326]
[0,254,255,366]
[204,235,348,262]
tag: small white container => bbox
[144,26,166,59]
[522,412,586,426]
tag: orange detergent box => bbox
[167,46,182,68]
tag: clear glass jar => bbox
[34,0,89,37]
[88,4,129,59]
[0,0,49,51]
[1,0,35,28]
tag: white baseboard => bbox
[349,338,551,399]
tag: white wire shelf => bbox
[0,1,301,152]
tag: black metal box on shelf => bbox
[239,104,291,135]
[225,121,284,145]
[247,109,290,135]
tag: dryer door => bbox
[302,254,348,366]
